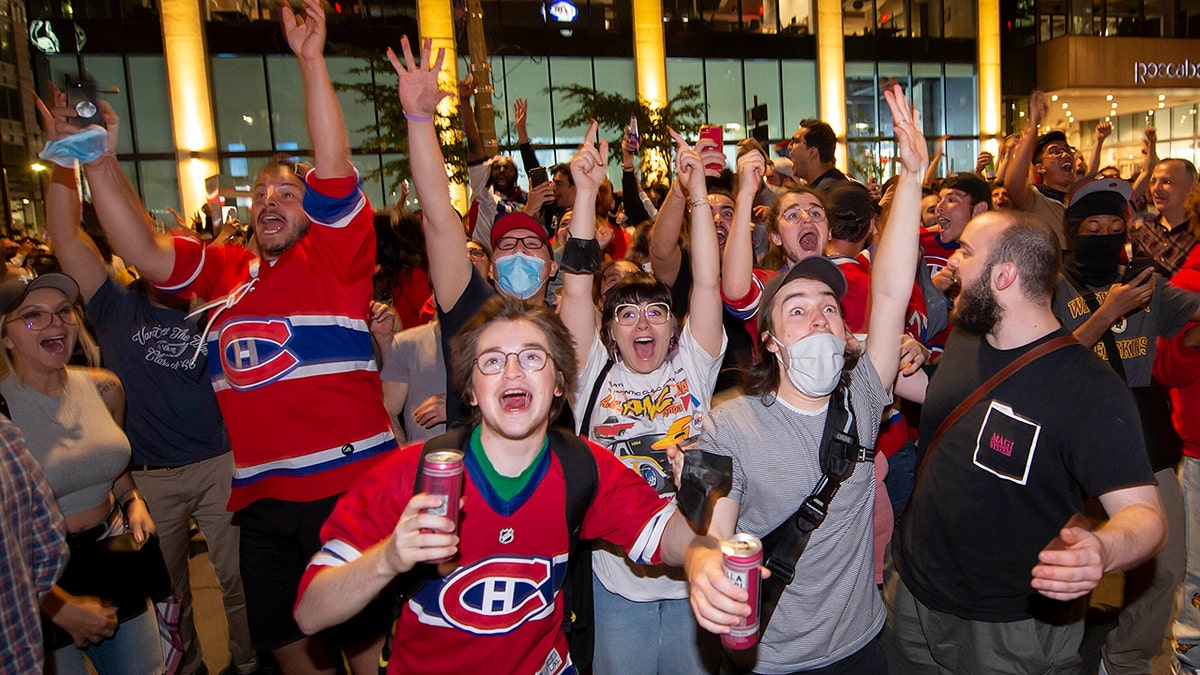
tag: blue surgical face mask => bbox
[494,251,547,300]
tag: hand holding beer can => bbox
[720,533,762,649]
[420,450,464,563]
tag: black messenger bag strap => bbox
[757,385,868,632]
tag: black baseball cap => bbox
[760,257,847,314]
[940,172,992,207]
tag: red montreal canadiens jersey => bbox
[299,436,676,675]
[157,172,397,510]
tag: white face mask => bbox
[772,332,846,397]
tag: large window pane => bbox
[912,63,944,138]
[666,58,705,110]
[743,60,783,139]
[138,160,181,218]
[943,64,976,136]
[704,59,744,135]
[267,56,305,152]
[127,56,172,153]
[593,58,636,102]
[845,62,876,139]
[212,56,272,152]
[329,56,378,151]
[500,56,551,146]
[1168,105,1195,142]
[549,57,594,145]
[780,60,817,132]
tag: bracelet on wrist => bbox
[403,111,434,123]
[689,197,708,208]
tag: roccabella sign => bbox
[1134,59,1200,84]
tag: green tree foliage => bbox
[548,84,707,181]
[332,50,468,198]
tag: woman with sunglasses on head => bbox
[0,273,163,674]
[559,123,727,674]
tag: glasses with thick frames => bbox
[612,302,671,326]
[475,348,550,375]
[494,236,546,251]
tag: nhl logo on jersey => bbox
[499,528,514,544]
[436,556,556,634]
[218,318,300,390]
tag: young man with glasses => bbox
[294,293,706,675]
[1003,90,1079,251]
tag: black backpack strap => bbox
[578,359,616,437]
[757,386,868,633]
[546,427,600,668]
[379,426,472,675]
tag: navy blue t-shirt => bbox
[86,278,229,466]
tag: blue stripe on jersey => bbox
[230,433,397,488]
[304,174,365,229]
[207,317,374,385]
[464,441,551,517]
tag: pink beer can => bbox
[720,533,763,649]
[420,450,464,562]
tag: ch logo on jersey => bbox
[438,556,555,635]
[218,318,300,390]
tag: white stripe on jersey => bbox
[309,539,363,568]
[626,499,678,566]
[233,430,396,480]
[212,359,378,392]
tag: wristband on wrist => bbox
[560,237,601,274]
[403,111,434,123]
[689,197,708,208]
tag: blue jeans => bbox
[45,599,165,675]
[1177,457,1200,674]
[591,573,721,675]
[883,440,917,518]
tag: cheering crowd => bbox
[5,1,1200,674]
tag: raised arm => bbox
[647,180,686,285]
[671,129,724,358]
[720,149,764,306]
[43,164,107,302]
[33,91,178,284]
[388,38,472,312]
[923,134,948,189]
[866,84,928,389]
[1003,90,1047,209]
[281,0,351,179]
[561,122,608,368]
[1131,128,1159,206]
[1085,121,1112,179]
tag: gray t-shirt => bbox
[381,322,446,442]
[699,357,887,673]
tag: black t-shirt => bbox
[895,328,1154,622]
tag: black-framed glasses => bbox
[613,302,671,326]
[6,307,77,331]
[495,236,546,251]
[475,348,550,375]
[467,246,488,259]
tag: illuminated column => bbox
[977,0,1002,157]
[815,0,847,171]
[632,0,669,179]
[417,0,466,211]
[160,0,218,218]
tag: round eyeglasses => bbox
[612,302,671,326]
[780,205,827,224]
[5,307,77,331]
[475,347,550,375]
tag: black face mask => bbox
[1068,232,1127,287]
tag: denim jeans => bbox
[1176,457,1200,674]
[591,573,721,675]
[45,599,165,675]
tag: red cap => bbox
[490,213,551,250]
